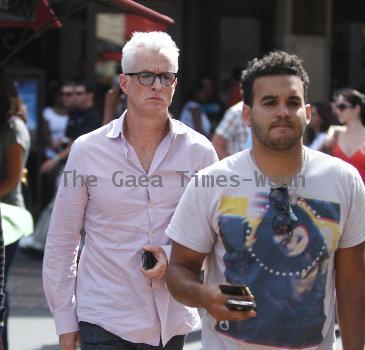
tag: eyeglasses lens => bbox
[272,212,292,235]
[269,186,295,236]
[269,187,289,208]
[138,72,176,86]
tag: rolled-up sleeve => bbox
[162,145,217,262]
[42,139,88,335]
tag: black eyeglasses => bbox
[125,72,177,86]
[335,103,352,111]
[269,185,298,237]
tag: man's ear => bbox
[119,74,128,95]
[171,78,177,96]
[243,104,251,127]
[305,104,312,125]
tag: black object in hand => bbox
[142,250,157,270]
[219,284,256,311]
[226,300,255,311]
[219,284,252,296]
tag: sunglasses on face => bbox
[125,71,177,86]
[269,185,298,237]
[335,103,352,111]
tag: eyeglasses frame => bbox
[124,72,177,86]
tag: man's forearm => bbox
[58,143,72,162]
[215,146,228,160]
[0,178,19,197]
[337,281,365,350]
[166,263,209,309]
[211,134,228,160]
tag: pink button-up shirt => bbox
[43,113,218,346]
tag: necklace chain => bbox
[250,148,306,199]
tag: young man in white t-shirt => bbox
[166,51,365,350]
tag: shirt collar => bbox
[168,115,187,135]
[106,110,187,140]
[106,112,126,139]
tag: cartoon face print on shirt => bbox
[215,192,340,348]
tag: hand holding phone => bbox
[225,300,255,311]
[141,250,157,270]
[219,284,252,296]
[219,284,256,311]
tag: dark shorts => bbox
[79,321,185,350]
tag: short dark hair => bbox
[0,68,25,125]
[241,51,310,106]
[312,102,332,132]
[77,80,97,94]
[334,87,365,126]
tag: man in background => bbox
[212,99,251,159]
[40,81,100,174]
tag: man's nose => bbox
[151,76,162,90]
[276,103,290,117]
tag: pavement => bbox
[7,250,203,350]
[7,250,343,350]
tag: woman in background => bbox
[322,88,365,182]
[0,68,30,349]
[305,102,332,150]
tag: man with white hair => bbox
[43,32,218,350]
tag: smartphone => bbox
[219,284,252,297]
[219,284,255,311]
[226,300,255,311]
[141,250,157,270]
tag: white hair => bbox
[121,31,179,73]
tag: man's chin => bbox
[143,105,169,118]
[266,137,299,150]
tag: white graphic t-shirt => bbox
[166,147,365,350]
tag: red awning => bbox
[0,0,174,30]
[110,0,175,25]
[0,0,62,30]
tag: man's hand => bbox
[59,331,80,350]
[166,242,256,322]
[202,283,256,321]
[141,245,167,280]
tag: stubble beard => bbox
[251,120,305,150]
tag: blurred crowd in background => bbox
[3,65,365,252]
